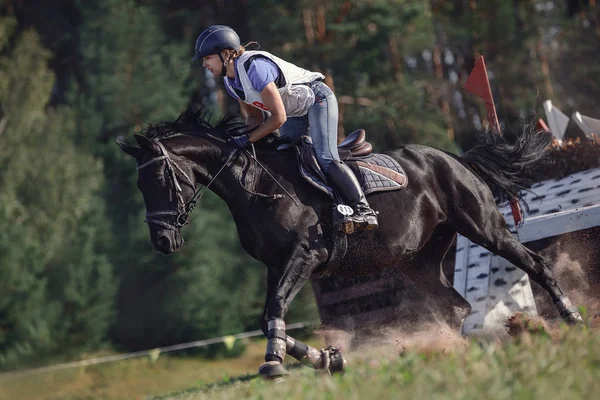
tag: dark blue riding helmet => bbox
[191,25,241,61]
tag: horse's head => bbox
[118,107,249,253]
[118,134,197,254]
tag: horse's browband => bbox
[137,155,169,170]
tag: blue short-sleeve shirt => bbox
[225,57,282,99]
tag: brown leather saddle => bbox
[337,129,372,158]
[284,130,407,198]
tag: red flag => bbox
[464,56,501,133]
[465,55,523,226]
[536,118,550,132]
[508,200,522,227]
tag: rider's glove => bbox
[228,134,252,150]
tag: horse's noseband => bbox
[136,142,197,231]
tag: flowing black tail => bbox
[461,123,553,207]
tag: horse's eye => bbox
[155,174,166,185]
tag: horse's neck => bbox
[200,149,293,215]
[175,138,259,206]
[220,150,285,200]
[167,136,292,210]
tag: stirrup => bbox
[338,216,355,235]
[352,208,378,231]
[352,215,378,231]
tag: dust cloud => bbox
[318,314,468,361]
[532,234,600,329]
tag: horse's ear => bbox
[116,140,143,159]
[134,134,159,153]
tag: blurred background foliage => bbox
[0,0,598,369]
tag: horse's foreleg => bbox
[260,304,344,373]
[259,248,345,378]
[260,320,346,378]
[258,272,289,379]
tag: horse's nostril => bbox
[157,235,171,251]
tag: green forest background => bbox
[0,0,598,370]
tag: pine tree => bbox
[0,16,115,368]
[245,0,456,151]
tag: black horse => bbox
[117,108,583,378]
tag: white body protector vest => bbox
[224,50,325,117]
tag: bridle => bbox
[136,140,236,231]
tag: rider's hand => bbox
[228,134,251,150]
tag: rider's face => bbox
[202,54,222,77]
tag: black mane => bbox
[143,106,247,140]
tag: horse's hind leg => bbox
[501,242,582,324]
[454,205,583,325]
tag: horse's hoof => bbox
[322,346,347,375]
[564,311,584,326]
[258,361,289,380]
[555,297,584,326]
[328,347,347,374]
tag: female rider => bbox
[192,25,378,232]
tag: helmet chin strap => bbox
[218,53,231,77]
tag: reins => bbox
[239,147,300,206]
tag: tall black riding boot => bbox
[325,161,378,233]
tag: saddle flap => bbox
[298,137,327,183]
[293,136,334,197]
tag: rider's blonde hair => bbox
[232,41,260,57]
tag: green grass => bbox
[154,325,600,400]
[0,337,324,400]
[2,323,599,400]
